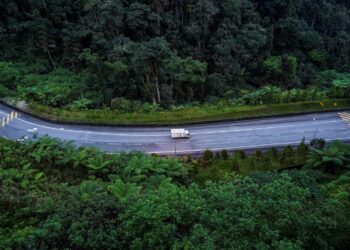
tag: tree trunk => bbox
[155,75,161,104]
[146,69,155,104]
[42,0,48,11]
[46,47,56,70]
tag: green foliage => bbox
[110,97,141,113]
[308,49,326,64]
[108,179,142,202]
[262,56,298,86]
[0,61,21,89]
[221,150,229,160]
[280,146,295,167]
[121,173,347,249]
[0,60,348,118]
[305,141,350,174]
[122,155,188,187]
[17,68,85,107]
[241,85,327,105]
[203,149,214,162]
[310,138,326,150]
[0,84,12,98]
[192,144,311,183]
[1,137,350,249]
[28,181,124,249]
[263,56,283,74]
[0,0,350,109]
[69,98,93,111]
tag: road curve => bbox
[1,104,350,155]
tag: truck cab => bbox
[171,128,190,139]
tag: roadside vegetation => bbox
[1,61,350,124]
[1,136,350,249]
[1,0,350,124]
[5,98,347,125]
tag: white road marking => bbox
[7,116,347,137]
[27,128,38,132]
[148,137,350,154]
[12,118,166,137]
[0,108,348,138]
[1,107,350,155]
[187,113,340,129]
[0,109,341,128]
[107,142,143,146]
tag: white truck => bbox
[171,128,190,139]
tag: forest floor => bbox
[6,98,350,126]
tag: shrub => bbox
[234,150,246,160]
[141,102,159,113]
[280,146,295,167]
[255,150,263,159]
[268,147,279,159]
[221,150,229,160]
[310,138,326,150]
[231,159,239,172]
[203,150,213,162]
[0,61,21,89]
[215,152,221,160]
[0,84,13,97]
[111,97,141,113]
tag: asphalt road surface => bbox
[1,103,350,155]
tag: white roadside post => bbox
[0,111,20,138]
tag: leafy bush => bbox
[0,61,21,89]
[110,97,141,113]
[305,141,350,174]
[121,173,347,249]
[0,84,13,97]
[17,69,85,107]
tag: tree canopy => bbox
[1,0,350,108]
[1,137,350,249]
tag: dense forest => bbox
[2,1,350,249]
[1,137,350,249]
[1,0,350,111]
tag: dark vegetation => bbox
[1,137,350,249]
[1,0,350,112]
[1,1,350,248]
[16,98,350,125]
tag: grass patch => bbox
[8,98,350,125]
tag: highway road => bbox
[1,103,350,155]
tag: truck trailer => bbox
[171,128,190,139]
